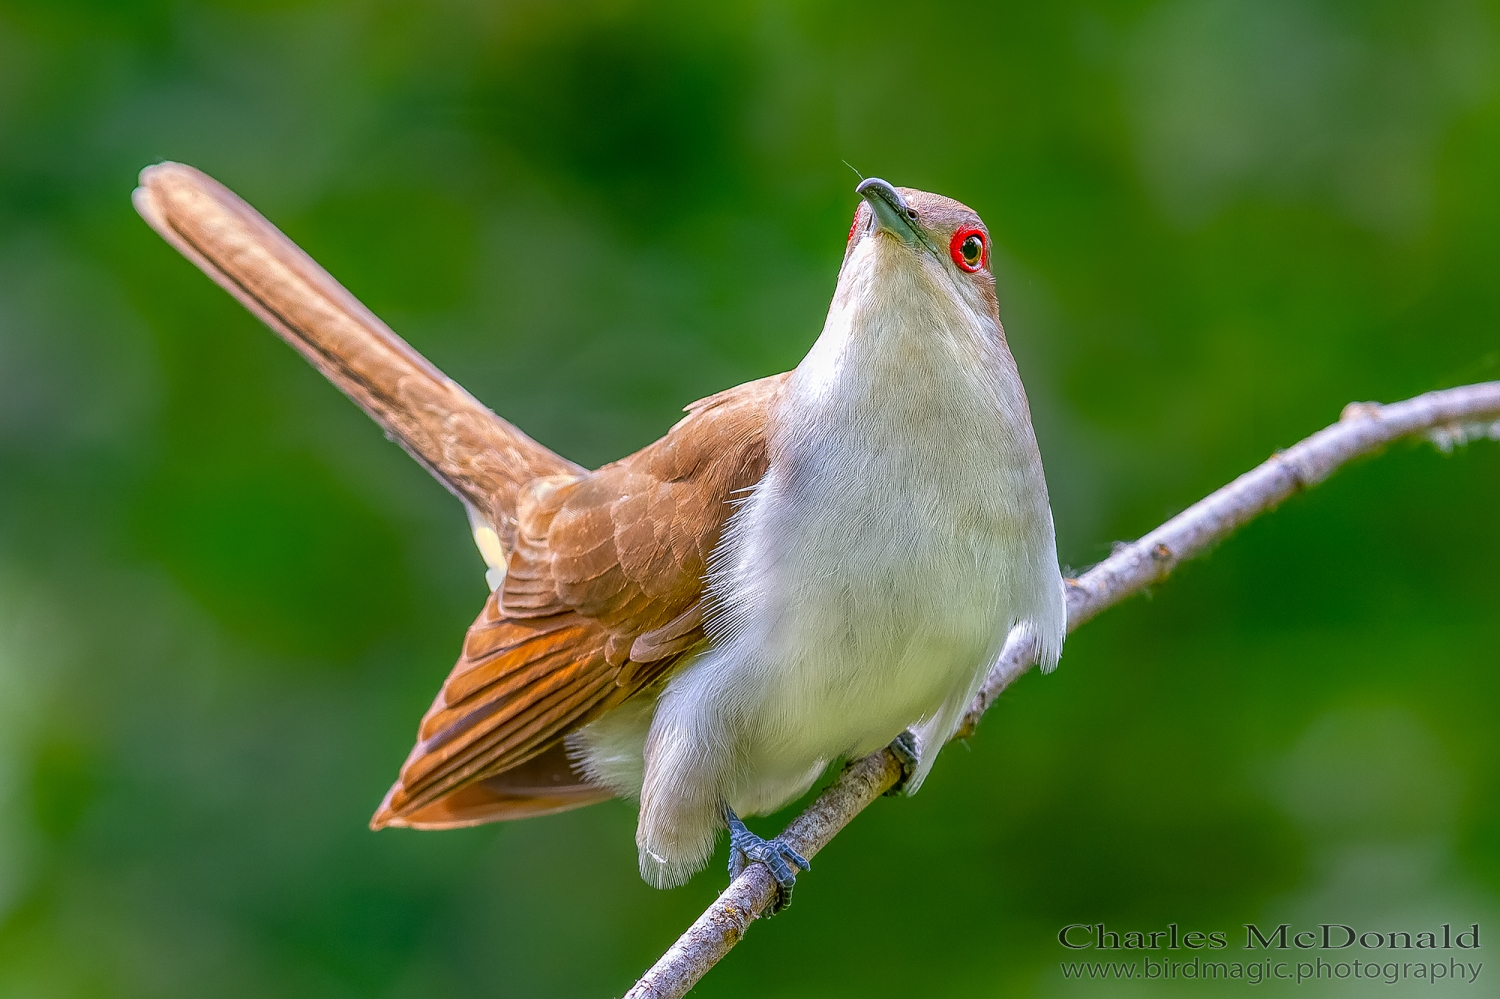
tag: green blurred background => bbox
[1,1,1498,996]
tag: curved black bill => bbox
[856,178,936,253]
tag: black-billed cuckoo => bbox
[134,165,1066,907]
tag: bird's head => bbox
[816,178,1005,383]
[840,178,998,325]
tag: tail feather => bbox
[132,161,582,542]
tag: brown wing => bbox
[371,373,787,828]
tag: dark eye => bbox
[950,228,986,272]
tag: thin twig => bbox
[622,382,1500,999]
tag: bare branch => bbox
[624,381,1500,999]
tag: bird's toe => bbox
[883,729,921,797]
[723,805,810,913]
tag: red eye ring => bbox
[950,227,988,272]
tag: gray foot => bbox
[724,805,809,913]
[883,729,920,797]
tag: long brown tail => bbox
[132,162,583,542]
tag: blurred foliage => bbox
[0,1,1498,996]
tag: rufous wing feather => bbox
[377,743,615,829]
[372,374,787,829]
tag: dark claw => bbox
[723,805,810,913]
[883,729,920,797]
